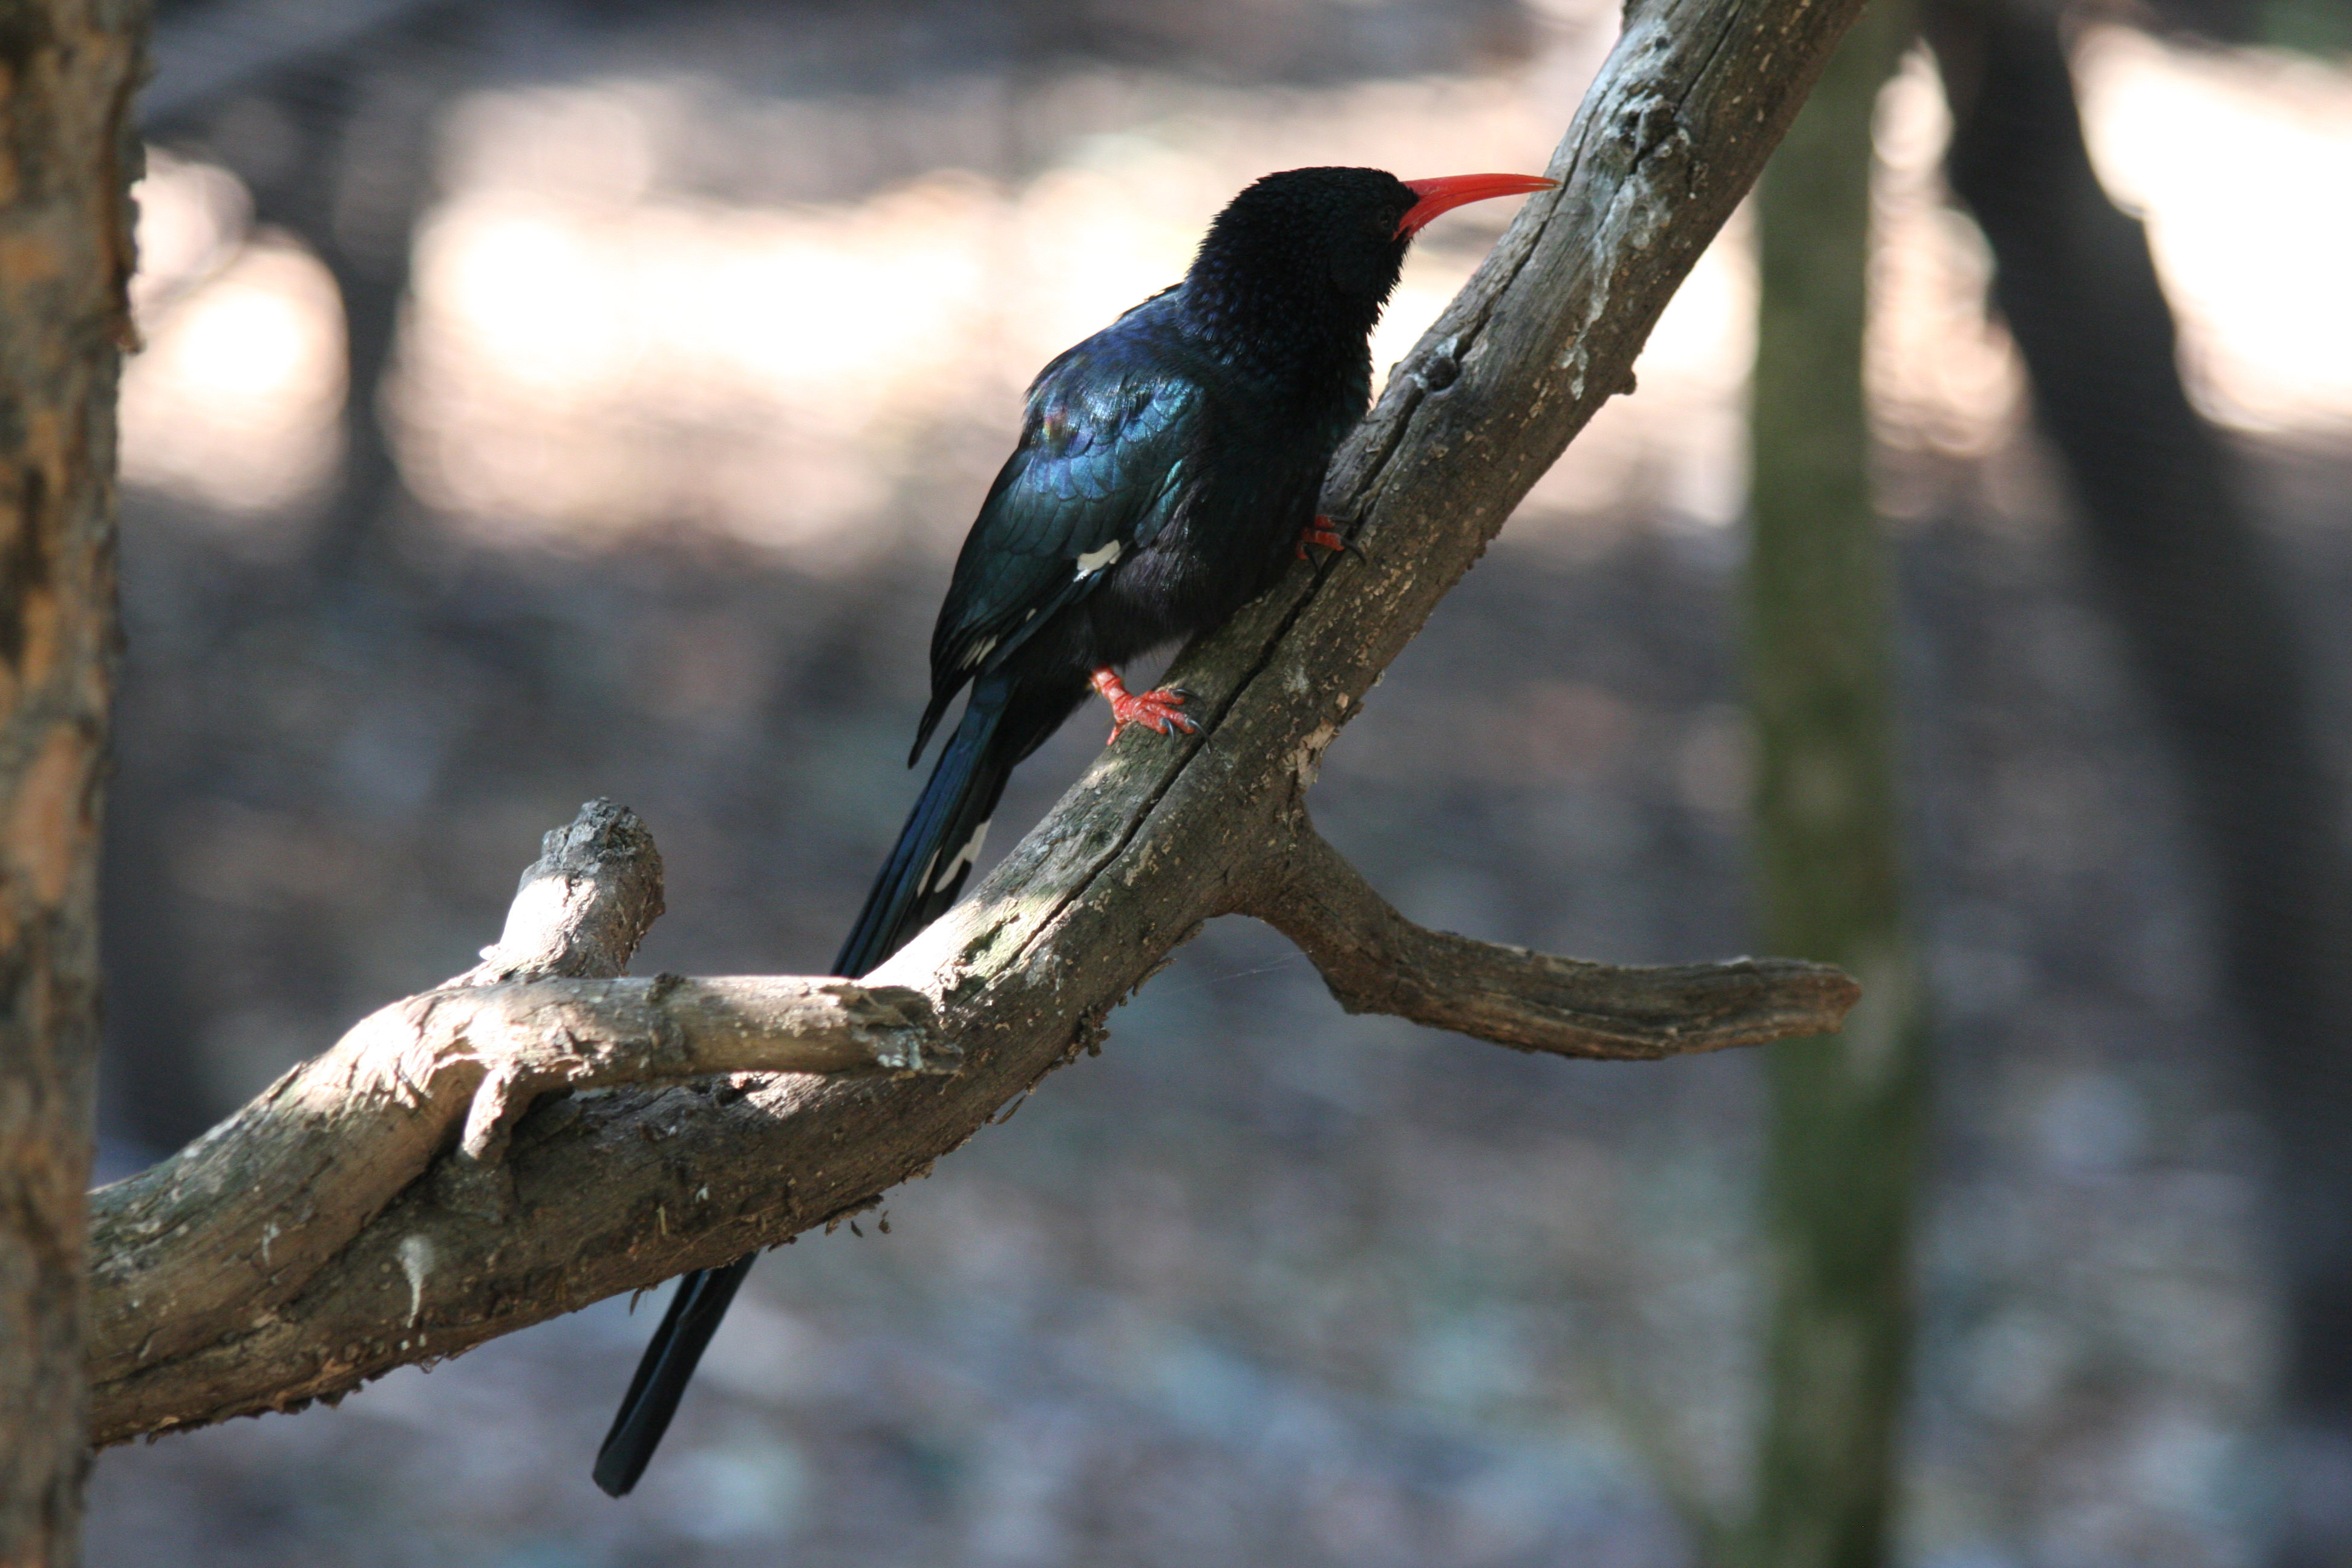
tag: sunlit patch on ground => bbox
[1870,49,2030,471]
[388,70,1569,561]
[2079,25,2352,435]
[119,31,2352,558]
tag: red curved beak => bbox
[1397,172,1558,238]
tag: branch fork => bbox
[88,0,1875,1446]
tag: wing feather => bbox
[911,328,1208,759]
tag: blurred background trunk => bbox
[1743,4,1927,1564]
[1926,2,2352,1558]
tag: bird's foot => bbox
[1091,667,1197,742]
[1295,514,1351,560]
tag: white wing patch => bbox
[926,819,991,893]
[1074,541,1123,576]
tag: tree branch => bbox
[89,0,1870,1447]
[87,801,945,1426]
[1249,815,1858,1059]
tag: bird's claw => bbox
[1295,514,1353,560]
[1109,686,1195,741]
[1091,668,1196,742]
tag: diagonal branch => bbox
[88,0,1873,1448]
[1248,815,1858,1060]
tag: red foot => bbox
[1295,514,1348,560]
[1091,667,1197,742]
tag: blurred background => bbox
[82,0,2352,1563]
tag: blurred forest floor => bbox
[79,0,2352,1564]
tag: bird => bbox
[593,164,1553,1498]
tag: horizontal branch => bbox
[1250,818,1858,1059]
[91,0,1873,1446]
[87,803,944,1426]
[89,973,945,1432]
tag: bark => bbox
[1743,4,1926,1566]
[1255,817,1858,1060]
[87,0,1876,1449]
[1926,7,2352,1560]
[0,1,145,1563]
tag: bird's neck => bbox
[1175,254,1381,389]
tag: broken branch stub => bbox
[449,797,667,988]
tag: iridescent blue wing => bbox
[913,325,1209,758]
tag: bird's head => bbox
[1187,166,1555,335]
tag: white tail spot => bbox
[930,819,991,891]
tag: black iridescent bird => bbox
[593,164,1553,1497]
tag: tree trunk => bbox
[1744,3,1926,1565]
[1926,5,2352,1560]
[0,1,145,1563]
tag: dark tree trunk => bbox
[1927,7,2352,1559]
[225,57,441,582]
[0,1,145,1562]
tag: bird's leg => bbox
[1091,667,1196,742]
[1295,514,1352,560]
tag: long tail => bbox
[593,679,1024,1497]
[832,677,1018,978]
[590,1256,754,1497]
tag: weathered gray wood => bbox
[85,799,943,1414]
[85,976,949,1391]
[1,1,145,1560]
[448,797,666,988]
[87,0,1873,1448]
